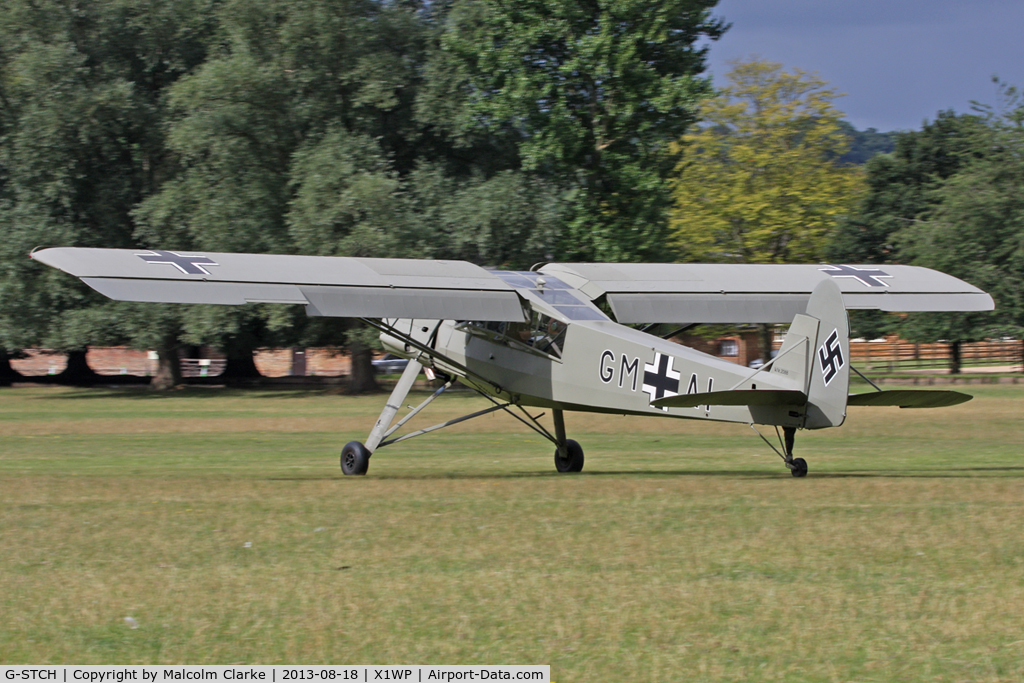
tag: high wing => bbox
[30,247,528,322]
[539,263,994,323]
[32,247,993,323]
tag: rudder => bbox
[803,278,850,428]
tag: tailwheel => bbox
[341,441,371,476]
[789,457,808,478]
[782,426,808,478]
[755,425,809,477]
[554,439,584,473]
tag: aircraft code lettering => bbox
[619,355,639,391]
[684,373,714,411]
[599,351,640,392]
[599,350,615,383]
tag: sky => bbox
[702,0,1024,132]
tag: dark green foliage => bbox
[0,0,218,359]
[828,111,984,265]
[828,86,1024,355]
[2,0,726,386]
[898,89,1024,343]
[836,121,895,165]
[827,112,987,342]
[399,165,567,268]
[421,0,726,262]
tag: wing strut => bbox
[851,364,884,392]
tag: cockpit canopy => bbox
[465,308,568,358]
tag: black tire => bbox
[341,441,371,476]
[790,457,808,478]
[554,439,584,473]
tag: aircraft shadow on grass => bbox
[267,465,1024,482]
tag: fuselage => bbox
[382,317,808,429]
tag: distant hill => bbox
[838,121,896,164]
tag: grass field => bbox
[2,384,1023,681]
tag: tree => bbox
[826,110,990,354]
[894,85,1024,371]
[135,0,434,391]
[670,59,863,357]
[836,121,895,165]
[671,59,863,264]
[132,37,303,383]
[827,111,985,265]
[399,164,567,269]
[0,0,218,384]
[420,0,726,262]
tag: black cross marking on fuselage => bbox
[137,250,219,275]
[819,264,892,288]
[643,352,680,411]
[818,328,845,386]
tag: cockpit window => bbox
[465,310,567,359]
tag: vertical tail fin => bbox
[766,278,849,428]
[803,279,850,428]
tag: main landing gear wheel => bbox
[341,441,371,476]
[554,439,584,473]
[790,457,808,478]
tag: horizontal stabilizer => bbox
[847,389,973,408]
[651,389,808,409]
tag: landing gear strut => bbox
[339,356,585,476]
[552,410,584,473]
[784,427,808,477]
[751,424,808,477]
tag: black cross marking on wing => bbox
[137,250,219,275]
[819,264,892,287]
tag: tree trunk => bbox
[0,350,23,387]
[151,343,183,390]
[949,341,962,375]
[55,349,103,386]
[347,335,380,394]
[219,348,263,385]
[758,324,775,366]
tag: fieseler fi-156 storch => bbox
[32,248,994,477]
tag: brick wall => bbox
[10,350,70,376]
[672,331,763,367]
[252,348,351,377]
[11,347,352,377]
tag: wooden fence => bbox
[849,339,1024,373]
